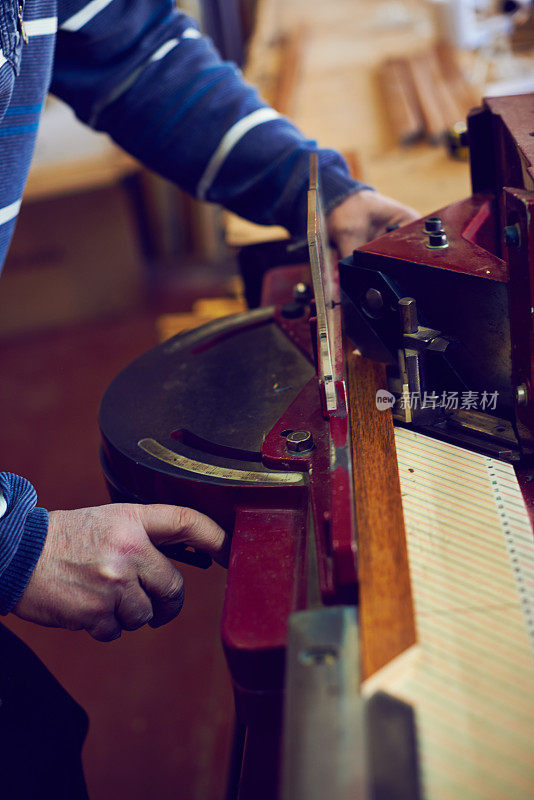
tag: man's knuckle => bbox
[160,573,184,602]
[86,597,112,624]
[89,625,121,643]
[123,609,153,631]
[173,505,196,531]
[113,502,141,521]
[116,534,146,560]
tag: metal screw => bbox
[286,430,314,453]
[504,224,521,248]
[423,216,444,234]
[516,383,529,406]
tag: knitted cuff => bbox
[0,507,49,615]
[288,158,374,237]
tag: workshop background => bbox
[1,1,533,798]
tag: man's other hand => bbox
[327,189,420,258]
[14,504,227,641]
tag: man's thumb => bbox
[136,504,227,557]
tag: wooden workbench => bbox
[225,0,473,246]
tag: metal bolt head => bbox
[364,288,384,313]
[286,430,314,453]
[516,383,529,406]
[504,224,521,248]
[293,282,312,303]
[426,232,449,249]
[424,216,444,234]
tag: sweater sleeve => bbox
[51,1,370,236]
[0,473,48,615]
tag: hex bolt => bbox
[504,224,521,249]
[286,430,314,453]
[426,231,449,249]
[516,383,529,406]
[423,216,444,234]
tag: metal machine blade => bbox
[307,152,338,412]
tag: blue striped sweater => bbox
[0,0,365,613]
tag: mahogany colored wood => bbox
[346,351,416,680]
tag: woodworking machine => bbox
[342,94,534,465]
[99,93,534,799]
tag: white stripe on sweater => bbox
[150,38,180,63]
[25,17,58,36]
[61,0,114,31]
[150,29,200,60]
[197,108,281,201]
[88,31,202,126]
[0,492,6,519]
[0,199,21,226]
[182,27,201,39]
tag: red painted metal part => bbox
[260,376,356,604]
[357,193,508,281]
[221,261,358,798]
[260,264,309,307]
[222,505,308,694]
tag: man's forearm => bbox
[52,1,369,235]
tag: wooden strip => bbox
[378,58,425,145]
[435,43,481,114]
[347,351,416,679]
[425,49,465,129]
[275,26,307,115]
[406,53,448,143]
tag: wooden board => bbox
[346,350,416,679]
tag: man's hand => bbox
[327,189,420,258]
[14,503,227,642]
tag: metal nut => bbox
[286,430,314,453]
[423,216,444,234]
[425,231,449,249]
